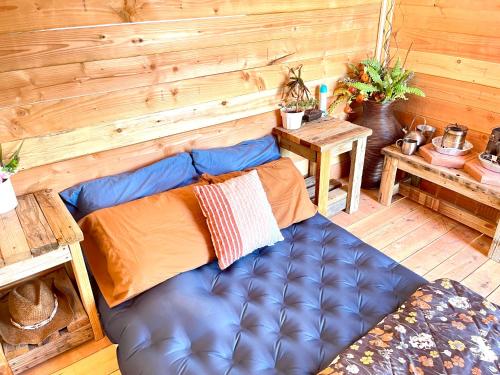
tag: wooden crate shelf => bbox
[0,189,103,346]
[305,176,348,217]
[0,190,81,288]
[1,268,93,374]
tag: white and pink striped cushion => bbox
[194,170,284,270]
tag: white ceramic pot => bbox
[0,178,18,214]
[280,109,304,130]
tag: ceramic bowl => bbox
[432,136,473,156]
[478,153,500,173]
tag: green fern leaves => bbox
[349,82,378,93]
[364,66,383,87]
[406,87,425,97]
[329,56,425,113]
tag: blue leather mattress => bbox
[97,213,426,375]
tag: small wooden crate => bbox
[305,176,347,216]
[1,268,93,374]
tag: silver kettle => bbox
[402,116,428,146]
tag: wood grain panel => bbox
[0,0,380,34]
[0,30,376,108]
[395,95,499,135]
[0,5,380,73]
[11,111,344,196]
[1,1,383,194]
[0,52,366,144]
[393,2,499,36]
[398,0,498,9]
[34,190,83,244]
[407,74,500,113]
[393,28,500,63]
[15,194,58,255]
[0,209,31,265]
[3,76,341,170]
[392,49,500,88]
[11,111,279,194]
[6,89,279,169]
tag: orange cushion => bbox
[79,182,215,307]
[201,157,317,228]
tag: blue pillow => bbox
[60,152,198,220]
[191,135,280,175]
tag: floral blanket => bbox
[319,279,499,375]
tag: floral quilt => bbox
[319,279,499,375]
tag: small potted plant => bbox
[280,65,314,130]
[0,142,23,214]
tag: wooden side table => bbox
[273,118,372,215]
[0,190,103,374]
[378,145,500,261]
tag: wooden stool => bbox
[273,118,372,216]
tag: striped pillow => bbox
[194,170,284,270]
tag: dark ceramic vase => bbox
[357,100,404,189]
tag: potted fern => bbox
[0,142,23,214]
[279,65,316,130]
[330,57,425,188]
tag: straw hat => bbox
[0,278,73,345]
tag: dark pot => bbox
[303,109,322,122]
[356,100,404,189]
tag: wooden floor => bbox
[25,190,500,375]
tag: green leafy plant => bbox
[330,57,425,114]
[280,65,317,113]
[0,141,24,182]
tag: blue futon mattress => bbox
[97,213,426,375]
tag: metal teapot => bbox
[441,123,468,149]
[484,127,500,155]
[403,116,434,147]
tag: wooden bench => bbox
[378,145,500,262]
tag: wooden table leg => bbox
[489,222,500,262]
[0,344,12,375]
[69,243,104,340]
[315,150,331,216]
[346,137,367,214]
[378,155,399,206]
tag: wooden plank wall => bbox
[0,0,384,194]
[391,0,500,221]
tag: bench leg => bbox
[315,151,331,216]
[69,243,104,340]
[0,344,12,375]
[378,156,399,206]
[489,223,500,262]
[346,138,367,214]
